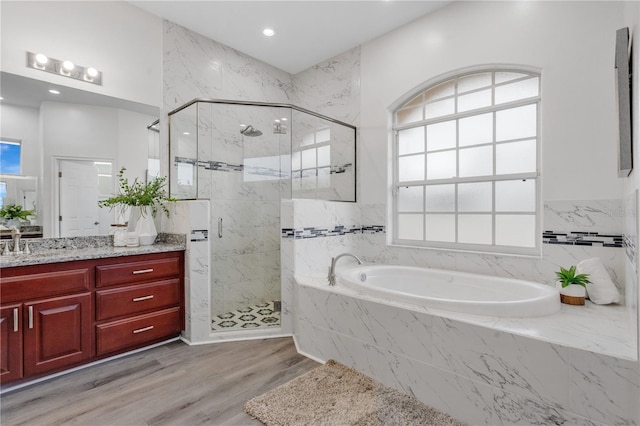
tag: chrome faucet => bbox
[11,228,21,254]
[328,253,362,286]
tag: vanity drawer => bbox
[95,279,180,321]
[96,307,181,356]
[96,256,180,288]
[0,267,92,303]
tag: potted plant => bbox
[0,204,35,229]
[555,265,591,305]
[98,167,176,245]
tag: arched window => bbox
[392,68,540,255]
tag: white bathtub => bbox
[338,265,561,317]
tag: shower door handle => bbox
[218,217,223,238]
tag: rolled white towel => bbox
[576,258,621,304]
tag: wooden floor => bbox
[1,337,319,425]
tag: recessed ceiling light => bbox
[49,89,60,95]
[262,28,276,37]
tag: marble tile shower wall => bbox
[162,20,293,111]
[163,21,298,337]
[291,46,361,126]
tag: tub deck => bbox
[296,275,637,361]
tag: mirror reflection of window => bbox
[292,127,331,191]
[0,181,6,208]
[0,139,22,175]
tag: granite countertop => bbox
[0,233,186,268]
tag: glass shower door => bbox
[198,103,291,332]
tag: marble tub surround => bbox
[295,280,640,425]
[297,276,635,360]
[0,233,186,267]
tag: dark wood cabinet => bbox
[23,293,92,377]
[0,304,23,383]
[0,250,184,385]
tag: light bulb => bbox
[62,60,74,71]
[35,54,48,65]
[49,89,60,95]
[87,67,98,77]
[262,28,276,37]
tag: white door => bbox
[59,160,100,237]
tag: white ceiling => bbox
[130,1,452,74]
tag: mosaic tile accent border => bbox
[543,231,624,248]
[282,225,386,239]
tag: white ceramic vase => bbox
[128,206,157,246]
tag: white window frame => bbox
[391,67,542,256]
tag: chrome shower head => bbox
[240,124,263,137]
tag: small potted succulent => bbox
[555,265,591,305]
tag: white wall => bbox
[0,104,41,177]
[359,1,624,204]
[0,1,162,107]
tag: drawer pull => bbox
[13,308,18,332]
[28,306,33,329]
[133,295,154,302]
[133,325,154,334]
[132,269,154,275]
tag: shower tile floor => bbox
[211,301,281,332]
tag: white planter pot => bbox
[555,281,586,305]
[128,206,157,246]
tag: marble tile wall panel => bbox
[296,285,639,425]
[164,200,212,343]
[294,234,358,278]
[544,199,624,235]
[292,46,361,126]
[163,20,292,111]
[292,199,360,229]
[296,319,608,426]
[280,232,295,335]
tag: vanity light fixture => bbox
[262,28,276,37]
[26,51,102,86]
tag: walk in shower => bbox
[168,99,356,334]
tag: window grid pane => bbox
[394,70,540,251]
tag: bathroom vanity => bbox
[0,241,185,385]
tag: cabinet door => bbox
[23,293,92,377]
[0,304,23,383]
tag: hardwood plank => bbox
[1,337,318,425]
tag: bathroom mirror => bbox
[0,174,37,212]
[0,72,160,237]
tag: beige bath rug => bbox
[244,359,466,426]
